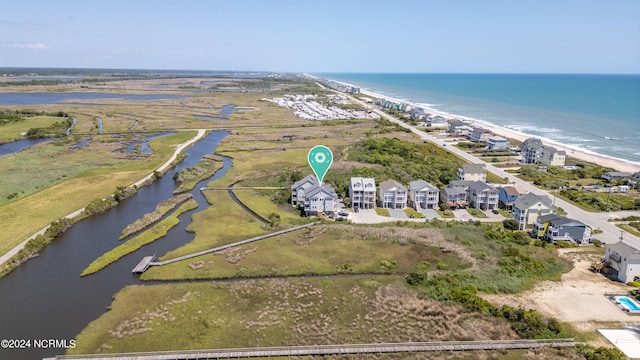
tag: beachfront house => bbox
[488,136,509,150]
[467,181,499,210]
[408,180,439,210]
[605,242,640,283]
[602,171,632,183]
[291,174,318,207]
[629,172,640,190]
[498,186,527,211]
[457,164,487,182]
[467,127,492,143]
[303,184,339,216]
[349,177,376,210]
[521,138,566,166]
[512,193,554,231]
[379,180,407,209]
[532,214,590,243]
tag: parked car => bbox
[492,209,499,214]
[338,211,349,217]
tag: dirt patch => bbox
[481,248,636,336]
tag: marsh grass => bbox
[69,277,518,355]
[81,200,198,276]
[0,115,62,143]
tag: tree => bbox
[503,219,519,231]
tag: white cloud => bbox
[4,43,51,50]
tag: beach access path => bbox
[0,129,208,267]
[347,93,640,249]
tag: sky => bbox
[1,0,639,74]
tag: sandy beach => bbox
[359,89,640,174]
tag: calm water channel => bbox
[0,131,231,360]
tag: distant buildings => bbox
[468,127,492,143]
[521,138,566,166]
[602,171,632,183]
[262,94,378,120]
[349,177,376,210]
[488,136,509,150]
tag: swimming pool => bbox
[615,296,640,313]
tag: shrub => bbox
[503,219,519,231]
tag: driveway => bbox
[388,209,408,219]
[420,209,442,220]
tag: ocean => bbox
[316,73,640,167]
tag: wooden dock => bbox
[43,339,577,359]
[132,255,156,274]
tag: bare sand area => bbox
[481,249,637,340]
[359,89,640,174]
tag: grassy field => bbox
[0,131,197,258]
[142,223,468,281]
[0,115,63,143]
[81,200,198,276]
[69,277,520,355]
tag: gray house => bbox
[291,174,318,207]
[379,179,407,209]
[532,214,591,243]
[303,184,338,216]
[467,181,499,210]
[440,187,468,208]
[408,180,439,210]
[349,177,376,210]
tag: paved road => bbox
[349,95,640,248]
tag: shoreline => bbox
[357,88,640,174]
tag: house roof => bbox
[607,241,640,260]
[350,177,376,190]
[467,181,495,193]
[522,138,544,150]
[536,214,585,227]
[305,183,338,199]
[604,171,632,178]
[461,164,486,173]
[448,180,475,188]
[409,179,438,192]
[291,174,317,190]
[442,187,467,196]
[513,192,553,210]
[379,179,406,192]
[489,136,508,142]
[501,186,525,196]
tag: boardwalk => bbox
[44,339,576,359]
[132,255,156,273]
[144,223,315,268]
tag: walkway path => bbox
[44,339,576,359]
[0,129,208,267]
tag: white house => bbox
[408,180,439,210]
[457,164,486,182]
[379,179,407,209]
[303,184,338,216]
[605,241,640,283]
[488,136,509,150]
[349,177,376,210]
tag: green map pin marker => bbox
[308,145,333,185]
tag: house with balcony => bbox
[467,127,492,143]
[467,181,499,210]
[488,136,509,150]
[521,138,566,166]
[532,214,590,243]
[440,186,468,208]
[457,164,487,182]
[602,171,632,183]
[379,179,407,209]
[605,241,640,283]
[349,177,376,210]
[512,193,554,231]
[291,174,318,207]
[408,179,439,210]
[303,183,338,216]
[498,186,527,210]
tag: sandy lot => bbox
[482,248,637,336]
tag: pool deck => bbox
[599,329,640,359]
[610,295,640,315]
